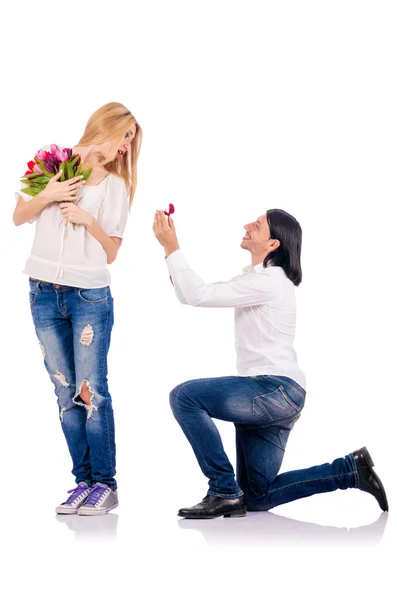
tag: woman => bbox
[14,102,142,516]
[153,208,388,518]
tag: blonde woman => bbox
[14,103,142,516]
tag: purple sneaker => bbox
[78,483,119,516]
[56,482,91,515]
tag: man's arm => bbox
[168,266,188,305]
[153,210,273,308]
[166,250,273,308]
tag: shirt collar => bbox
[253,263,265,273]
[243,262,265,274]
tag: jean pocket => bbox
[253,385,301,423]
[29,291,38,306]
[29,280,39,306]
[78,287,109,304]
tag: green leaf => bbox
[59,162,67,181]
[82,167,92,181]
[28,175,50,184]
[64,161,74,180]
[21,174,39,182]
[70,155,80,168]
[40,165,55,178]
[20,186,39,196]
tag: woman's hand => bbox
[39,171,85,205]
[153,210,180,256]
[59,202,94,226]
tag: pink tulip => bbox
[50,144,60,156]
[33,164,43,174]
[55,149,67,162]
[36,148,50,160]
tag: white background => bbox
[1,1,396,598]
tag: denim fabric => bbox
[29,278,117,490]
[170,375,358,506]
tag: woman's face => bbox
[97,123,137,162]
[116,123,137,158]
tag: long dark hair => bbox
[264,209,302,286]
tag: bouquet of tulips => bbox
[20,144,92,197]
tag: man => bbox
[153,208,388,519]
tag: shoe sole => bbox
[178,508,247,519]
[78,502,119,516]
[361,447,389,512]
[56,507,79,515]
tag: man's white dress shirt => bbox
[166,249,306,390]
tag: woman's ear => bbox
[270,238,280,251]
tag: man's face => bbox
[241,213,272,255]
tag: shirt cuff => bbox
[165,248,187,269]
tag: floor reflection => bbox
[178,511,388,546]
[56,513,119,542]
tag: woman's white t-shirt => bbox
[17,172,129,289]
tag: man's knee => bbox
[169,380,198,415]
[238,468,271,499]
[169,382,185,415]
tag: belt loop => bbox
[36,280,42,291]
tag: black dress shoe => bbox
[353,447,388,512]
[178,495,246,519]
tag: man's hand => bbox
[153,210,180,257]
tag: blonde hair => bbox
[78,102,142,207]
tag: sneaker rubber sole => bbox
[78,501,119,516]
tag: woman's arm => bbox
[58,202,122,264]
[13,173,85,226]
[85,218,122,264]
[13,192,51,226]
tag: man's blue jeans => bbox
[29,278,117,490]
[170,375,359,509]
